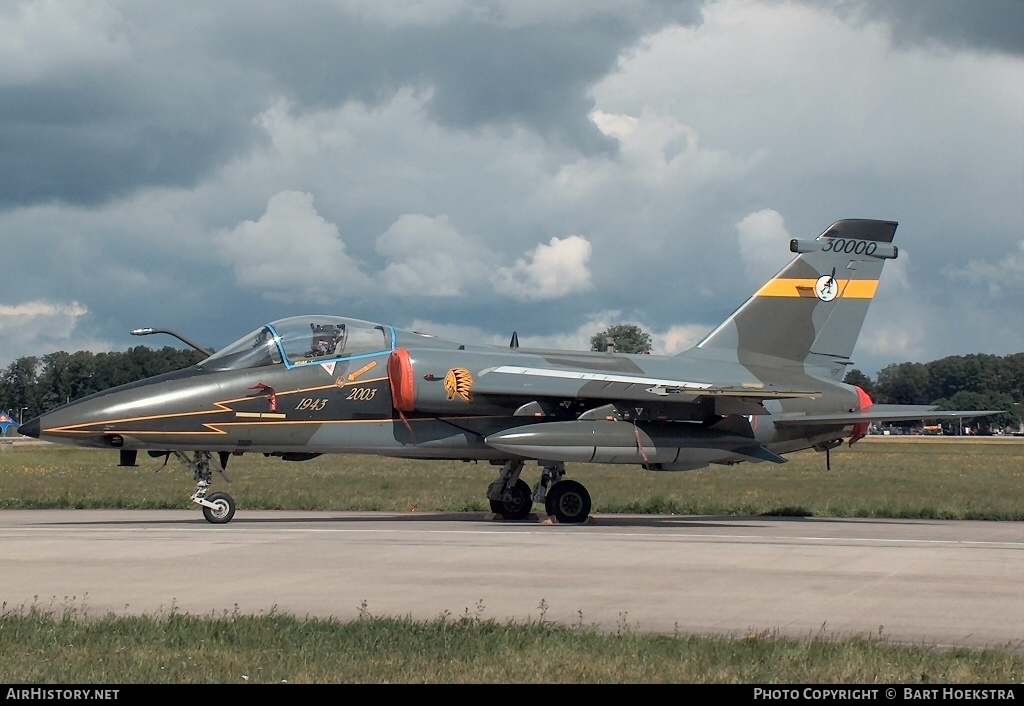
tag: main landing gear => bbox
[167,451,236,524]
[544,479,591,525]
[486,460,592,524]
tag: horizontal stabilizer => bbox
[773,404,1003,426]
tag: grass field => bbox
[1,438,1021,683]
[2,605,1021,684]
[1,437,1021,520]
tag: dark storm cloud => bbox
[216,5,705,152]
[0,81,259,207]
[0,2,702,209]
[406,19,625,153]
[836,0,1024,55]
[2,0,1017,210]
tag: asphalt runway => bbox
[1,509,1021,652]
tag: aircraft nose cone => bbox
[17,417,40,438]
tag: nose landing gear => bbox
[168,450,237,524]
[194,487,236,525]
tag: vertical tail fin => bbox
[694,219,898,379]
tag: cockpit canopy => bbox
[201,316,394,371]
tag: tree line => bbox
[842,353,1024,432]
[2,333,1021,432]
[1,347,205,425]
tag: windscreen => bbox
[201,326,282,371]
[202,316,393,371]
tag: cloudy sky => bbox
[1,0,1021,377]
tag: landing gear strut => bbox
[486,460,533,520]
[486,460,592,524]
[170,451,236,524]
[535,462,565,503]
[536,462,591,523]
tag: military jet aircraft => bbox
[18,219,999,524]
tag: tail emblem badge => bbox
[814,273,839,302]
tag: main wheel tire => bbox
[488,479,533,520]
[202,491,236,524]
[545,480,591,524]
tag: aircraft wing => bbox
[473,366,1001,423]
[772,404,1003,426]
[474,364,820,408]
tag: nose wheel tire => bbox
[202,491,236,524]
[545,480,591,524]
[489,479,533,520]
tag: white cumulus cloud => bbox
[213,191,372,305]
[0,300,96,365]
[376,214,492,297]
[493,235,593,301]
[944,240,1024,297]
[735,209,793,284]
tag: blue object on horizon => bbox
[0,410,16,437]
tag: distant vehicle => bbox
[19,219,1000,524]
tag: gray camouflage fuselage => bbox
[19,219,998,522]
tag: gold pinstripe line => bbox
[45,376,390,434]
[45,414,507,437]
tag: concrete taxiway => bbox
[0,510,1021,652]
